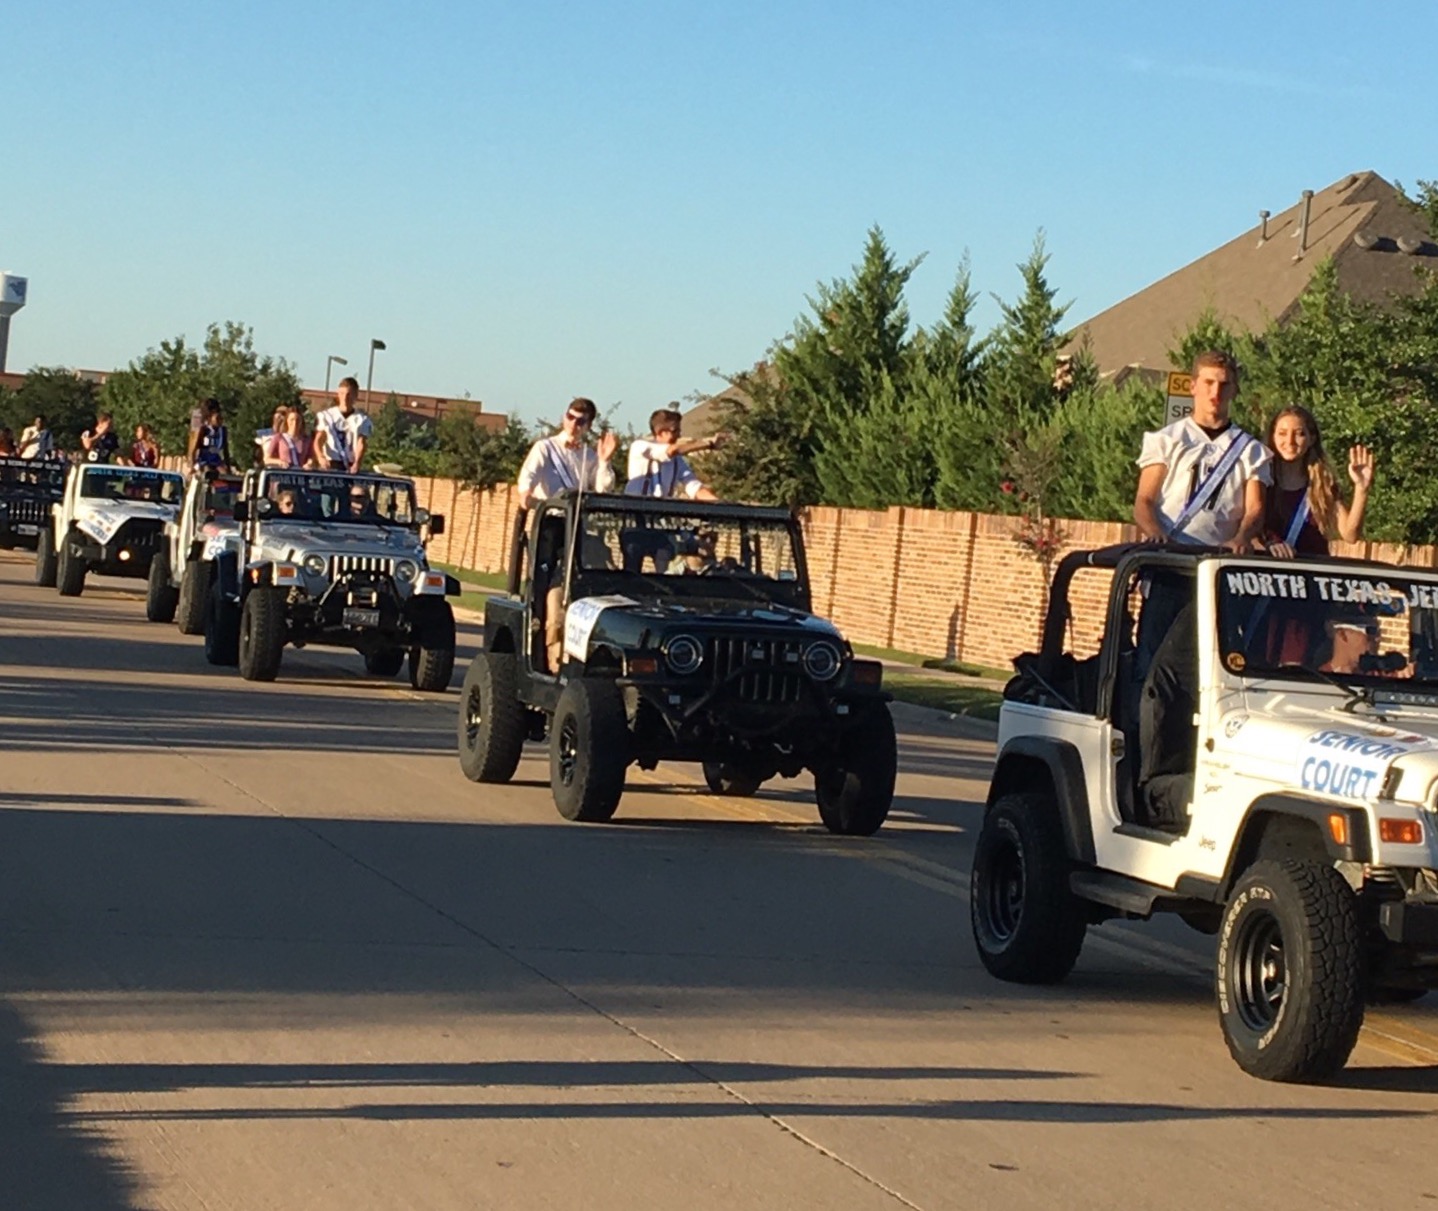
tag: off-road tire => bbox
[204,584,241,667]
[364,647,405,677]
[549,678,629,822]
[970,792,1086,984]
[408,600,456,693]
[146,548,179,622]
[56,535,86,597]
[238,587,287,682]
[457,653,527,784]
[176,559,210,635]
[34,528,57,587]
[1217,859,1364,1083]
[814,702,897,835]
[703,761,764,797]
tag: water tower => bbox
[0,273,28,373]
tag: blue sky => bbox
[5,0,1434,431]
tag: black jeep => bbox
[455,492,897,831]
[0,456,64,551]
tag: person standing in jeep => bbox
[80,413,121,464]
[1133,351,1271,552]
[315,378,373,473]
[515,398,617,510]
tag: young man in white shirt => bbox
[1133,351,1271,551]
[315,377,373,473]
[515,397,617,509]
[624,407,721,501]
[1131,350,1272,828]
[19,415,53,459]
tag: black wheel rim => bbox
[982,836,1025,945]
[1233,910,1286,1033]
[464,684,484,749]
[557,715,579,787]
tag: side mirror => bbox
[233,501,249,522]
[428,513,445,536]
[255,498,274,518]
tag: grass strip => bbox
[881,671,1004,721]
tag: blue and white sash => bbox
[1169,429,1252,539]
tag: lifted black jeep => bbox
[456,492,896,830]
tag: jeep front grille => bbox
[0,499,50,525]
[328,554,395,579]
[708,636,806,704]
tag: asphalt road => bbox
[3,549,1438,1210]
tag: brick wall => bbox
[242,470,1438,675]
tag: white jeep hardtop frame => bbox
[35,462,183,597]
[972,542,1438,1083]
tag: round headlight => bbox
[302,554,327,577]
[395,559,418,584]
[664,634,704,676]
[803,641,842,682]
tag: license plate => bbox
[15,524,37,535]
[343,608,381,628]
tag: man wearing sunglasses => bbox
[516,397,617,510]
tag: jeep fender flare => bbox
[986,737,1095,865]
[214,552,241,603]
[1216,794,1371,898]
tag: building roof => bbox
[1070,171,1436,378]
[299,388,505,432]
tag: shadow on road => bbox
[0,1002,143,1211]
[0,673,454,755]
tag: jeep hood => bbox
[75,501,177,545]
[256,522,424,561]
[612,598,839,636]
[1219,703,1438,805]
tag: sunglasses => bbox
[565,412,592,427]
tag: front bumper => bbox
[70,519,164,576]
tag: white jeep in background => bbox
[204,468,458,690]
[972,543,1438,1083]
[35,462,184,597]
[146,470,244,632]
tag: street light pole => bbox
[365,339,386,409]
[324,354,348,393]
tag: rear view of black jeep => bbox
[0,456,63,551]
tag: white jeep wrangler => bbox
[145,471,244,632]
[35,463,184,596]
[204,468,458,690]
[972,543,1438,1082]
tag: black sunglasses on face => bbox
[566,412,592,427]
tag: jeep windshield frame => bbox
[1215,557,1438,693]
[78,465,184,505]
[560,493,811,612]
[255,469,420,528]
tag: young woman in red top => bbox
[1262,405,1373,557]
[131,424,160,467]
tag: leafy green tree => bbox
[704,366,821,508]
[436,413,534,492]
[3,368,101,447]
[101,322,300,462]
[785,227,923,505]
[933,236,1072,512]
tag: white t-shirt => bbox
[317,407,373,466]
[19,425,53,459]
[625,438,703,499]
[1136,418,1272,546]
[517,436,616,502]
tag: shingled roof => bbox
[1071,170,1437,378]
